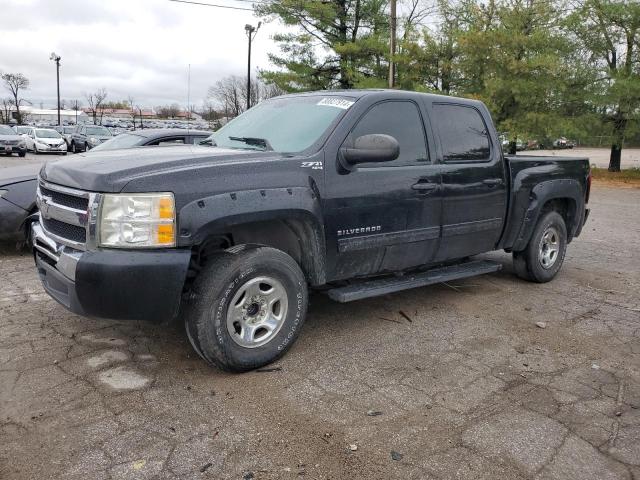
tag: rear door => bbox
[323,99,442,281]
[430,102,507,261]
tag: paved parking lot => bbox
[1,185,639,478]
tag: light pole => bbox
[50,52,61,126]
[244,22,261,111]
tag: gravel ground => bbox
[1,184,639,479]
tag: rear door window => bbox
[433,104,491,162]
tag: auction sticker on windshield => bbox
[317,97,355,109]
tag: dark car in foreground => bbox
[32,89,591,372]
[0,164,40,242]
[0,125,27,157]
[89,128,212,152]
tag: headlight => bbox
[98,193,176,248]
[0,189,7,198]
[89,137,99,144]
[18,141,26,148]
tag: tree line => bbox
[254,0,640,171]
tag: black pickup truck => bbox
[32,90,591,372]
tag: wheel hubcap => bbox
[226,276,288,348]
[538,226,560,269]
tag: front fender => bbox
[178,186,326,284]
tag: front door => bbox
[324,99,442,281]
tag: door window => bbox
[433,104,491,162]
[147,137,186,146]
[350,101,428,167]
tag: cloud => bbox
[0,0,282,108]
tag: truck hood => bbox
[40,145,280,192]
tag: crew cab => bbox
[32,90,591,372]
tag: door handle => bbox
[412,182,438,193]
[483,178,503,186]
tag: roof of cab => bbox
[276,88,482,106]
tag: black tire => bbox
[70,141,77,153]
[84,142,89,152]
[18,151,26,157]
[184,246,308,372]
[513,211,567,283]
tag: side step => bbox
[326,260,502,303]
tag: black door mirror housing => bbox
[341,134,400,165]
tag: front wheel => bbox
[184,246,308,372]
[513,211,567,283]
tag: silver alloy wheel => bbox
[226,276,288,348]
[538,226,560,269]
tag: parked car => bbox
[24,128,67,154]
[553,137,575,149]
[0,125,27,157]
[32,89,591,372]
[69,125,113,152]
[89,128,212,152]
[14,126,32,136]
[53,126,75,148]
[0,163,39,242]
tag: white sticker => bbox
[317,97,355,109]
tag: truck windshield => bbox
[207,95,356,153]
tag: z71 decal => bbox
[301,161,323,170]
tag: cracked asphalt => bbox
[1,184,639,480]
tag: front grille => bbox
[3,140,19,145]
[40,185,89,211]
[42,218,86,243]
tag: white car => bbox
[24,128,68,155]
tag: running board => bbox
[326,260,502,303]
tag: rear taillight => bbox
[586,170,592,204]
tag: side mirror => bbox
[341,134,399,165]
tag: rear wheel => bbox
[18,151,26,157]
[513,211,567,283]
[184,246,308,372]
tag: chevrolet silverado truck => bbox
[32,90,591,372]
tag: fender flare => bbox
[178,187,327,285]
[512,178,585,251]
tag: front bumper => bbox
[32,222,191,323]
[1,144,26,154]
[36,143,67,152]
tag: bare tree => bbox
[84,88,108,125]
[1,73,29,124]
[208,75,284,119]
[156,103,181,119]
[1,98,14,124]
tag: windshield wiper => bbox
[228,136,273,151]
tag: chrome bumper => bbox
[32,221,82,281]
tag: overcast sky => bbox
[0,0,281,109]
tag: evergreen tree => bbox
[568,0,640,171]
